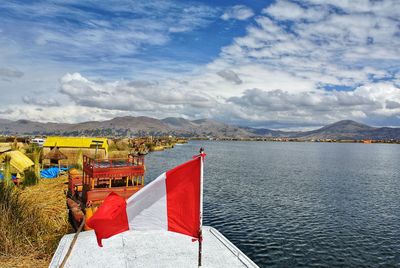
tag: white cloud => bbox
[264,0,327,21]
[59,73,217,114]
[217,69,242,84]
[226,82,400,127]
[221,5,254,21]
[22,96,60,107]
[0,104,124,124]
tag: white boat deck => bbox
[50,226,259,268]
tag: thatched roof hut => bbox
[43,137,108,163]
[43,146,67,161]
[0,151,34,174]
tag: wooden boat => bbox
[129,150,139,156]
[67,155,145,230]
[51,226,259,267]
[138,147,149,155]
[151,145,164,151]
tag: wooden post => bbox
[198,229,203,267]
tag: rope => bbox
[59,215,86,268]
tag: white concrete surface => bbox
[50,226,259,268]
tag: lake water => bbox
[145,141,400,267]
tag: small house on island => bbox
[43,137,108,166]
[43,146,68,170]
[0,150,34,173]
[0,150,34,183]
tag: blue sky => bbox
[0,0,400,129]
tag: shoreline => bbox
[189,138,400,144]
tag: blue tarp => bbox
[40,167,69,179]
[1,167,70,180]
[41,167,59,178]
[0,173,17,180]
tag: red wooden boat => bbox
[67,154,145,230]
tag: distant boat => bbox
[152,145,164,151]
[138,148,149,155]
[129,150,139,156]
[31,137,45,147]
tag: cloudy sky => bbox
[0,0,400,129]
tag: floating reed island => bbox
[0,135,187,267]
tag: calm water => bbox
[145,141,400,267]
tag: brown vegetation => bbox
[42,147,107,166]
[0,176,71,267]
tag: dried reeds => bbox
[3,155,13,188]
[42,147,107,165]
[108,150,130,158]
[0,176,71,267]
[33,147,42,184]
[76,149,83,170]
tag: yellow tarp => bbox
[0,151,34,173]
[43,137,108,153]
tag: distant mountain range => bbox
[0,117,399,140]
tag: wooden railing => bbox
[84,155,144,168]
[82,155,146,191]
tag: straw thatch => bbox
[43,147,67,161]
[0,145,11,153]
[0,151,34,173]
[0,176,71,267]
[0,142,24,150]
[108,150,130,158]
[42,147,107,166]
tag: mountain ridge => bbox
[0,117,399,140]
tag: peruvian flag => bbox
[86,154,204,247]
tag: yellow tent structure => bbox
[43,137,108,153]
[0,151,34,173]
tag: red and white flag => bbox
[86,154,204,247]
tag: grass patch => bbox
[23,169,37,186]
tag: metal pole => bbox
[198,148,204,267]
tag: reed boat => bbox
[67,154,145,230]
[138,147,149,155]
[151,145,165,151]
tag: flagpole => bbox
[198,147,204,267]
